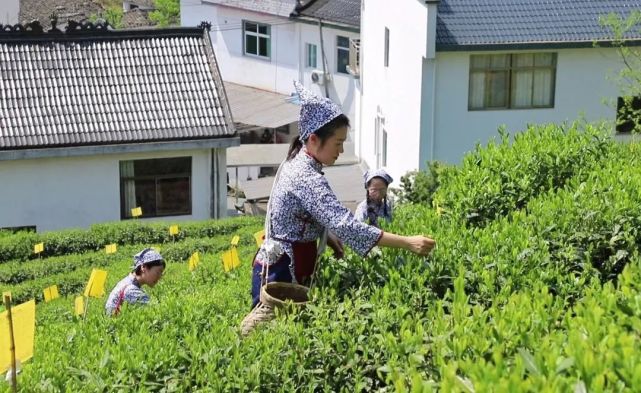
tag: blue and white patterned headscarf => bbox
[364,169,393,188]
[294,81,343,141]
[131,248,163,271]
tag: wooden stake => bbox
[82,295,90,321]
[3,294,17,393]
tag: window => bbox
[243,21,270,59]
[469,53,557,110]
[616,96,641,134]
[375,110,387,168]
[120,157,192,219]
[306,43,317,68]
[384,27,389,67]
[336,35,350,74]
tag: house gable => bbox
[0,20,235,153]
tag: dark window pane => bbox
[258,25,268,35]
[120,157,192,218]
[513,53,533,67]
[490,54,509,69]
[133,157,190,176]
[337,49,349,74]
[246,35,257,55]
[487,71,508,107]
[337,35,349,48]
[134,179,156,217]
[535,53,555,66]
[245,22,257,32]
[157,178,190,215]
[258,37,269,57]
[470,55,490,69]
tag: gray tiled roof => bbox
[202,0,297,18]
[437,0,641,49]
[0,24,235,150]
[20,0,155,33]
[292,0,361,28]
[20,0,103,29]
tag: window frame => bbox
[119,157,193,219]
[243,20,271,60]
[468,52,557,111]
[305,43,318,69]
[336,35,350,74]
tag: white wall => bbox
[298,21,360,144]
[0,0,19,25]
[358,0,428,182]
[182,1,360,149]
[429,47,626,164]
[0,149,217,232]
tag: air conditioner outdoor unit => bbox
[311,69,329,85]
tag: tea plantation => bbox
[2,122,641,392]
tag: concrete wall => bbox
[358,0,429,182]
[0,148,221,232]
[429,47,625,163]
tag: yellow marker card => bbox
[254,230,265,247]
[2,292,10,302]
[131,207,142,217]
[222,248,240,272]
[43,285,59,302]
[169,225,179,236]
[33,242,44,254]
[105,244,117,254]
[83,269,108,298]
[231,235,240,247]
[0,300,36,374]
[188,252,200,272]
[74,296,84,317]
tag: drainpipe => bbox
[426,0,439,162]
[318,18,330,98]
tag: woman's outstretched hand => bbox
[377,232,436,256]
[406,235,436,256]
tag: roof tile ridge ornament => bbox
[0,20,44,34]
[48,13,62,33]
[198,21,212,31]
[65,20,111,34]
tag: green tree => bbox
[601,11,641,134]
[392,161,451,206]
[88,6,123,29]
[149,0,180,27]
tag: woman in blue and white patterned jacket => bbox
[242,82,436,333]
[355,168,394,228]
[105,248,165,316]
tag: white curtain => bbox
[469,72,485,109]
[512,70,533,107]
[120,161,136,216]
[533,69,553,106]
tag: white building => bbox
[0,22,237,232]
[181,0,362,161]
[358,0,641,182]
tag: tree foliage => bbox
[600,11,641,133]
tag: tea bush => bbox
[3,123,641,392]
